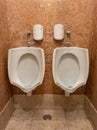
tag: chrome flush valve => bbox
[27,31,32,47]
[65,31,71,45]
[66,31,71,41]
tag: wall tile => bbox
[0,0,13,112]
[86,0,97,110]
[6,0,92,94]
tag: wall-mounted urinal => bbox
[8,47,45,96]
[52,47,89,95]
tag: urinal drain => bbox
[69,86,72,88]
[43,114,52,120]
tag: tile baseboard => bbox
[14,94,85,110]
[0,97,15,130]
[85,96,97,130]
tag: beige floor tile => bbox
[32,110,66,121]
[66,109,87,120]
[67,122,94,130]
[33,105,64,110]
[31,120,68,130]
[5,109,94,130]
[5,109,33,130]
[66,109,94,130]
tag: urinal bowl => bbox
[53,47,89,93]
[8,47,45,95]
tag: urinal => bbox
[52,47,89,94]
[8,47,45,96]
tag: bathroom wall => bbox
[6,0,92,94]
[86,0,97,110]
[0,0,13,112]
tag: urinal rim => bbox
[55,80,85,93]
[8,47,45,93]
[53,47,89,80]
[52,47,89,93]
[8,46,43,50]
[53,46,89,50]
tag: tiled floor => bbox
[5,109,94,130]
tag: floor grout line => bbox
[5,109,94,130]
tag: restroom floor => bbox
[5,109,94,130]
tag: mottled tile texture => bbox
[0,98,14,130]
[6,0,92,94]
[14,94,85,110]
[5,109,94,130]
[86,0,97,110]
[0,0,13,112]
[0,0,96,114]
[85,96,97,130]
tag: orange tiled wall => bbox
[0,0,12,112]
[86,0,97,110]
[6,0,92,94]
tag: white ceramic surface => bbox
[8,47,45,93]
[54,24,64,40]
[52,47,89,93]
[33,24,43,41]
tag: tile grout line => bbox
[64,111,69,130]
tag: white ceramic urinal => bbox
[8,47,45,96]
[53,47,89,94]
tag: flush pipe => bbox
[65,91,70,96]
[65,31,71,47]
[27,91,32,96]
[27,31,32,47]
